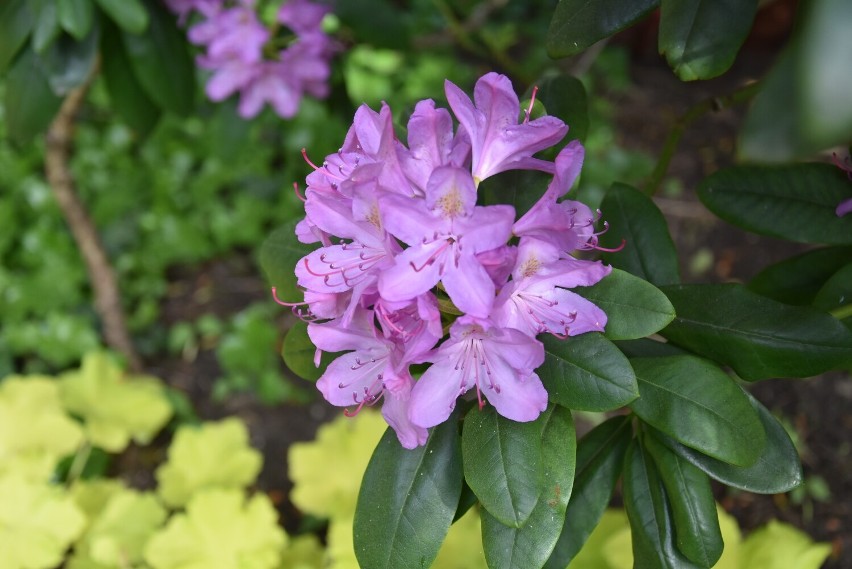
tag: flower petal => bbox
[408,359,466,428]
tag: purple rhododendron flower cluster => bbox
[165,0,336,119]
[280,73,613,448]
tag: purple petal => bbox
[316,350,387,407]
[441,254,496,318]
[425,166,477,219]
[408,359,466,428]
[378,242,444,303]
[484,371,548,422]
[837,197,852,217]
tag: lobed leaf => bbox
[661,283,852,379]
[547,0,660,58]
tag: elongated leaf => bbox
[544,416,632,569]
[749,246,852,305]
[536,74,589,142]
[698,163,852,244]
[623,440,701,568]
[538,333,638,411]
[462,405,543,528]
[354,417,463,569]
[94,0,148,34]
[41,29,99,96]
[481,406,576,569]
[574,268,676,340]
[614,338,688,358]
[121,0,193,115]
[659,0,757,80]
[600,183,680,286]
[281,320,338,382]
[100,19,160,135]
[259,221,314,304]
[4,46,63,146]
[0,0,34,71]
[652,390,802,493]
[813,262,852,316]
[661,284,852,380]
[643,431,723,566]
[33,0,60,53]
[547,0,660,58]
[480,168,550,219]
[58,0,94,40]
[629,356,765,466]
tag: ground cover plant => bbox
[0,0,851,568]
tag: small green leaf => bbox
[698,163,852,244]
[58,0,94,40]
[600,183,680,286]
[259,220,314,304]
[547,0,660,58]
[3,45,63,146]
[575,268,676,340]
[462,405,543,528]
[32,0,61,53]
[629,356,766,466]
[0,0,34,71]
[661,283,852,380]
[282,320,339,381]
[354,415,463,569]
[658,0,758,80]
[813,262,852,316]
[544,416,632,569]
[536,74,589,142]
[93,0,148,34]
[749,246,852,305]
[652,390,803,494]
[643,432,723,566]
[121,0,194,115]
[538,333,638,411]
[481,406,576,569]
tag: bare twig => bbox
[44,82,142,372]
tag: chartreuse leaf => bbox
[279,535,325,569]
[813,261,852,317]
[0,376,84,481]
[574,268,676,340]
[93,0,148,34]
[738,520,832,569]
[3,45,63,146]
[660,284,852,380]
[749,246,852,305]
[536,74,589,142]
[260,220,314,304]
[69,479,126,528]
[0,0,34,71]
[156,418,263,508]
[121,0,194,115]
[462,405,543,528]
[600,183,679,286]
[282,320,338,382]
[629,356,765,466]
[544,416,632,569]
[0,474,86,569]
[697,163,852,245]
[658,0,757,81]
[651,390,803,494]
[353,414,463,569]
[289,411,387,519]
[59,352,173,452]
[623,440,700,568]
[69,489,167,569]
[57,0,94,40]
[481,406,576,569]
[144,489,287,569]
[538,333,638,411]
[643,432,723,567]
[547,0,659,58]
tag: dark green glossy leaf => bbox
[651,390,802,493]
[281,320,338,382]
[32,0,60,53]
[544,416,631,569]
[547,0,660,58]
[462,405,543,527]
[3,46,62,146]
[538,332,638,411]
[749,246,852,305]
[481,406,576,569]
[93,0,148,34]
[698,163,852,244]
[479,168,550,218]
[623,440,701,569]
[453,480,478,522]
[661,284,852,379]
[644,431,723,566]
[614,338,688,358]
[41,29,99,96]
[0,0,34,71]
[600,183,680,286]
[100,19,160,135]
[258,220,313,304]
[536,74,589,142]
[354,417,462,569]
[574,268,676,340]
[122,0,194,115]
[813,262,852,316]
[659,0,757,80]
[58,0,94,40]
[629,355,765,466]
